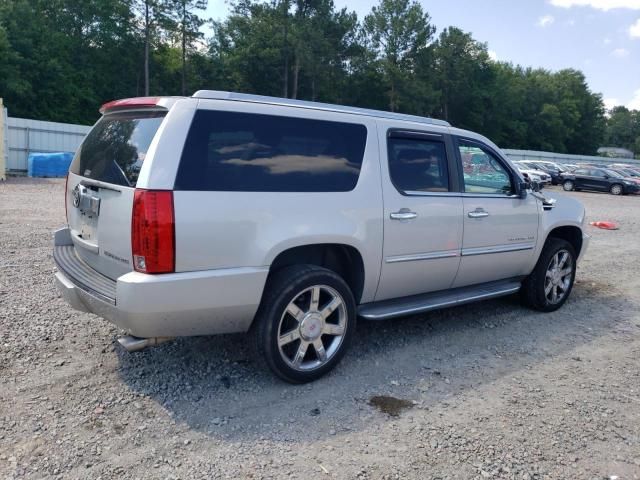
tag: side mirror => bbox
[518,181,528,199]
[604,175,609,179]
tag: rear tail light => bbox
[131,189,175,273]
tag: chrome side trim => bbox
[386,250,459,263]
[461,242,535,257]
[403,191,461,197]
[460,192,519,199]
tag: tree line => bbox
[0,0,637,156]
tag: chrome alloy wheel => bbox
[544,249,573,304]
[277,285,347,371]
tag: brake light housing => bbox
[131,189,175,274]
[100,97,161,114]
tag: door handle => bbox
[468,208,489,218]
[390,209,418,220]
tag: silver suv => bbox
[54,91,589,383]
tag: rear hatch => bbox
[66,102,167,280]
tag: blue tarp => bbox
[28,152,74,178]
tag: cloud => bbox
[611,47,630,56]
[603,37,612,44]
[604,98,620,110]
[488,50,498,61]
[537,15,555,27]
[630,18,640,37]
[550,0,640,10]
[628,89,640,110]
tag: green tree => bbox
[605,106,640,155]
[166,0,208,95]
[363,0,435,112]
[432,27,494,129]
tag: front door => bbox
[375,128,463,301]
[452,137,539,288]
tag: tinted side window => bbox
[174,110,367,192]
[574,169,589,175]
[387,136,449,193]
[458,140,513,195]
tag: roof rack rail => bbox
[192,90,451,127]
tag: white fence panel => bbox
[6,116,92,172]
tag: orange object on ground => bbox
[589,221,619,230]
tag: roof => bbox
[192,90,451,127]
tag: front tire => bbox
[562,180,574,191]
[521,238,576,312]
[254,265,356,383]
[610,184,623,195]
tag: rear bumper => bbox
[53,227,268,338]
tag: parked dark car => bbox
[561,167,640,195]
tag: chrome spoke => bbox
[278,329,300,347]
[313,339,327,362]
[293,342,309,367]
[551,285,558,303]
[323,322,344,336]
[310,286,320,312]
[559,267,572,277]
[545,281,553,295]
[286,303,305,322]
[319,297,342,320]
[558,252,568,268]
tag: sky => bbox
[205,0,640,111]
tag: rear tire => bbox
[610,184,623,195]
[521,238,576,312]
[562,180,574,191]
[254,265,356,383]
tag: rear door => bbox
[590,169,611,191]
[375,128,463,301]
[66,108,167,279]
[571,168,591,189]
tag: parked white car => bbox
[514,164,551,187]
[54,91,589,383]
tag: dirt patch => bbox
[368,395,415,417]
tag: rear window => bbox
[70,111,166,187]
[174,110,367,192]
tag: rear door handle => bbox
[390,209,417,220]
[468,208,489,218]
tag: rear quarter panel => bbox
[168,100,384,303]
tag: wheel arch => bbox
[267,243,366,304]
[546,225,583,258]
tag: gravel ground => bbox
[1,177,639,480]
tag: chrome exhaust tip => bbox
[117,335,173,352]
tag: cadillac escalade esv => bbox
[54,91,589,383]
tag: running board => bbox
[358,280,522,321]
